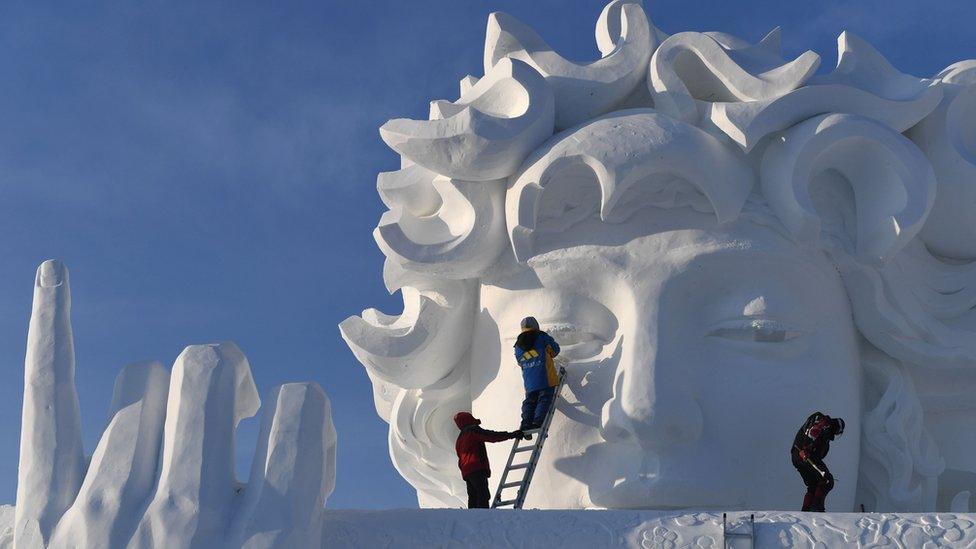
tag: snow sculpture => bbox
[16,260,85,546]
[649,29,820,125]
[379,58,554,182]
[909,61,976,258]
[342,0,976,513]
[484,0,660,129]
[10,260,336,549]
[759,113,934,264]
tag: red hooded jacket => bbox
[454,412,517,479]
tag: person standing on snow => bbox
[513,316,561,432]
[791,411,845,512]
[454,412,524,509]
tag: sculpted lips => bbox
[555,442,725,510]
[594,476,724,510]
[587,451,725,509]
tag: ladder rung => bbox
[500,482,522,489]
[496,500,516,506]
[508,463,530,470]
[514,445,536,453]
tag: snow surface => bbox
[321,509,976,548]
[6,506,976,548]
[0,506,12,548]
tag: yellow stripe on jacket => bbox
[545,346,559,387]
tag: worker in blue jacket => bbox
[514,317,561,431]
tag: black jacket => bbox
[791,412,843,463]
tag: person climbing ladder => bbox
[791,411,845,512]
[513,317,561,432]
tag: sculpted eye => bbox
[548,325,602,345]
[546,324,609,359]
[706,318,807,343]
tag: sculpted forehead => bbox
[484,220,849,340]
[524,219,835,283]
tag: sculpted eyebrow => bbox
[671,246,834,280]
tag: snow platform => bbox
[322,509,976,548]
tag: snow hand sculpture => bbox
[9,260,336,549]
[344,0,976,513]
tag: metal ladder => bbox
[491,367,567,509]
[722,513,755,549]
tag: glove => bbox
[513,430,524,439]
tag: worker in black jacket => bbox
[791,412,845,512]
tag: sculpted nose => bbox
[600,337,703,448]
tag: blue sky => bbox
[0,0,972,509]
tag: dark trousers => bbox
[520,386,556,430]
[465,470,490,509]
[794,457,834,512]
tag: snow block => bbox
[15,260,85,547]
[232,382,337,549]
[129,342,260,549]
[48,362,170,549]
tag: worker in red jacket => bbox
[454,411,525,508]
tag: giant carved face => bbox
[473,214,861,509]
[342,1,976,512]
